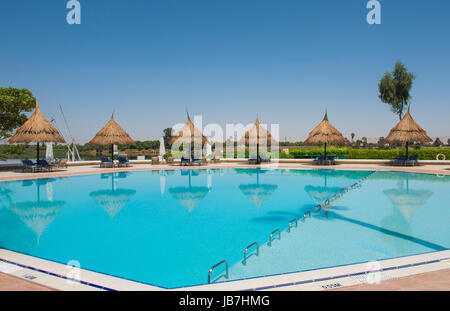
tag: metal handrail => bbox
[243,242,259,265]
[268,229,281,246]
[208,260,229,284]
[304,210,311,218]
[288,218,297,232]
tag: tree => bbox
[351,133,355,142]
[434,138,443,147]
[163,128,173,149]
[377,136,385,148]
[362,137,368,147]
[0,88,36,141]
[448,138,450,146]
[378,61,416,120]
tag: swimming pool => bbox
[0,168,448,288]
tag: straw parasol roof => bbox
[168,113,208,145]
[304,111,346,145]
[242,116,277,145]
[89,113,135,145]
[9,99,65,144]
[384,107,432,144]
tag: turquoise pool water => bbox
[0,168,448,288]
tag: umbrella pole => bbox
[36,142,40,163]
[324,143,327,158]
[257,143,260,164]
[406,142,409,159]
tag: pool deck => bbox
[1,159,450,182]
[0,160,449,291]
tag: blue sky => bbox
[1,0,449,143]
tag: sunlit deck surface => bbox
[332,268,450,291]
[0,272,56,291]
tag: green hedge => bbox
[285,148,450,160]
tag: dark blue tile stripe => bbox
[244,258,448,291]
[0,258,116,291]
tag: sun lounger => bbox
[248,158,258,164]
[192,157,202,166]
[405,155,418,166]
[100,157,114,168]
[391,155,407,166]
[325,156,336,165]
[260,155,271,163]
[56,159,68,168]
[151,156,160,165]
[118,156,131,167]
[38,160,56,171]
[314,155,326,165]
[181,157,191,166]
[22,160,42,173]
[166,157,174,164]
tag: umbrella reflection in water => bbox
[90,173,136,219]
[9,178,64,245]
[169,169,210,213]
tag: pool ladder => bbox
[242,242,259,265]
[208,260,229,284]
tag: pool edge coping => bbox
[1,248,449,291]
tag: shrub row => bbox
[285,148,450,160]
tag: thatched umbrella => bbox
[304,111,346,158]
[168,170,209,213]
[242,116,277,164]
[90,173,136,218]
[238,169,277,209]
[89,113,135,161]
[168,112,207,160]
[384,107,432,158]
[9,99,65,162]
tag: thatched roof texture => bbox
[384,108,432,143]
[9,99,65,144]
[242,117,277,145]
[89,113,135,145]
[304,112,346,145]
[169,113,208,145]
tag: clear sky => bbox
[1,0,449,143]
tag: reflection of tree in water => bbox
[90,173,136,219]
